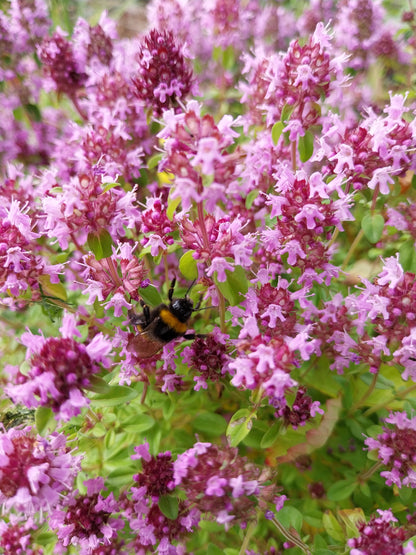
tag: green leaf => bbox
[93,297,105,319]
[85,375,111,394]
[227,409,255,447]
[280,103,295,123]
[399,238,416,272]
[158,495,179,520]
[360,482,371,499]
[213,264,249,306]
[35,407,54,435]
[167,195,181,220]
[124,414,156,433]
[138,285,163,307]
[314,534,330,550]
[338,508,365,538]
[101,182,119,194]
[179,250,198,281]
[298,130,314,163]
[222,45,235,70]
[361,213,384,244]
[271,121,284,145]
[148,153,163,170]
[322,511,344,542]
[260,421,281,448]
[399,486,413,504]
[89,386,138,407]
[327,479,357,501]
[207,545,225,555]
[193,412,227,436]
[38,275,67,301]
[245,189,259,209]
[25,103,42,122]
[212,45,222,62]
[87,230,113,260]
[276,506,303,532]
[199,520,223,532]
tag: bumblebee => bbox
[127,278,202,359]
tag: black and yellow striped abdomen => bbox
[149,306,188,342]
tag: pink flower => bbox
[365,412,416,488]
[6,330,113,421]
[132,29,195,115]
[0,427,81,514]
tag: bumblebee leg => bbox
[194,293,204,310]
[168,277,176,302]
[183,332,206,340]
[140,300,152,326]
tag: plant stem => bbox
[359,461,384,482]
[238,519,257,555]
[70,93,88,121]
[217,287,227,333]
[271,518,311,555]
[107,256,121,286]
[341,229,364,271]
[163,252,169,285]
[291,140,297,172]
[348,372,378,415]
[364,383,416,417]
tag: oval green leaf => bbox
[281,103,295,123]
[101,182,119,194]
[167,195,181,220]
[193,412,227,436]
[276,506,303,532]
[85,375,111,394]
[35,406,54,435]
[227,409,254,447]
[327,479,357,501]
[89,385,138,407]
[322,511,344,542]
[179,250,198,281]
[399,238,416,272]
[124,414,156,433]
[245,189,259,209]
[138,285,163,307]
[87,229,113,260]
[213,264,249,306]
[298,129,314,163]
[271,121,284,145]
[361,213,384,244]
[158,494,179,520]
[25,103,42,122]
[260,421,282,448]
[38,275,67,301]
[148,153,163,170]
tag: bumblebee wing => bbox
[127,329,165,359]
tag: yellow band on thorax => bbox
[160,308,187,333]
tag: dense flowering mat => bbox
[1,1,416,553]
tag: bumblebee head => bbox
[170,297,194,323]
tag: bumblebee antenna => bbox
[185,279,197,298]
[192,305,212,312]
